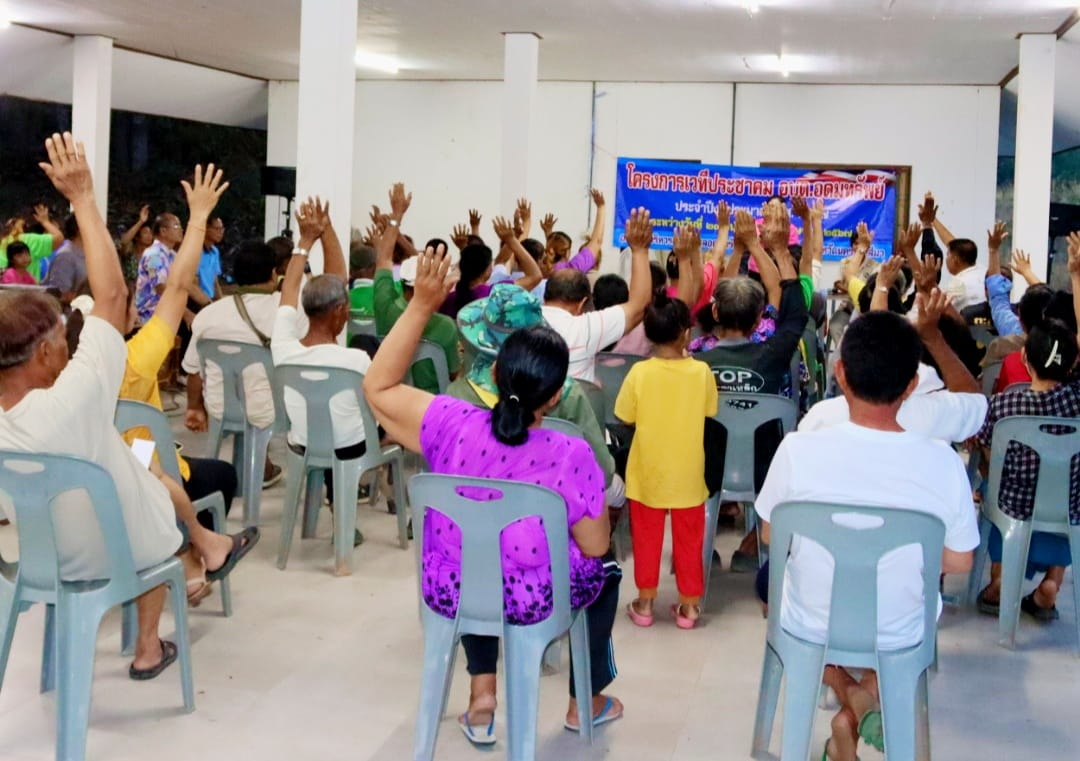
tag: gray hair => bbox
[301,274,348,318]
[712,277,766,335]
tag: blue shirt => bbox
[986,273,1022,337]
[197,245,221,300]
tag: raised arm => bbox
[37,132,126,331]
[765,202,798,281]
[586,189,606,255]
[469,208,482,237]
[709,200,732,271]
[280,199,324,309]
[539,212,557,244]
[32,203,64,250]
[918,192,944,258]
[985,221,1008,278]
[916,288,979,393]
[621,207,654,334]
[870,255,904,312]
[363,245,456,452]
[494,216,543,292]
[119,204,150,250]
[1069,232,1080,338]
[736,209,781,307]
[672,223,700,306]
[515,198,532,241]
[154,164,229,333]
[1009,250,1043,288]
[313,197,346,279]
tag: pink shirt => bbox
[1,268,36,285]
[665,261,718,318]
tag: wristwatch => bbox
[387,219,400,228]
[292,247,308,256]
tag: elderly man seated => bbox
[0,134,187,678]
[755,309,978,761]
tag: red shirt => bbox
[994,351,1032,393]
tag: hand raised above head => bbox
[411,244,457,313]
[590,188,605,207]
[1068,232,1080,277]
[389,183,412,219]
[672,223,701,259]
[38,132,94,204]
[624,207,653,251]
[733,209,759,245]
[182,163,230,218]
[918,192,937,227]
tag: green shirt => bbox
[445,376,617,488]
[373,269,461,393]
[1,233,56,282]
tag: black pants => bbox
[182,456,238,531]
[287,437,381,503]
[462,554,622,698]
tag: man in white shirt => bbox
[542,207,653,383]
[0,134,183,678]
[755,308,978,761]
[943,238,987,311]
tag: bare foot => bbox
[460,691,497,728]
[131,637,164,672]
[565,694,624,729]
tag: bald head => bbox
[544,269,590,305]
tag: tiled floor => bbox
[2,414,1080,760]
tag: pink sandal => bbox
[671,603,700,630]
[626,601,654,627]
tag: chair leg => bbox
[503,632,548,761]
[164,571,195,712]
[199,496,232,617]
[878,661,920,761]
[567,612,594,745]
[332,460,364,575]
[0,583,20,694]
[965,515,990,606]
[701,493,720,613]
[391,456,410,549]
[277,458,308,570]
[751,645,783,758]
[301,470,325,539]
[54,596,104,761]
[207,418,225,461]
[1068,532,1080,658]
[120,600,138,656]
[413,616,459,761]
[998,525,1032,649]
[40,603,56,693]
[916,669,931,761]
[777,646,825,761]
[242,426,273,528]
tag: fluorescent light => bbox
[354,50,399,75]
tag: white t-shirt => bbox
[755,423,980,651]
[944,265,987,311]
[182,292,309,428]
[542,304,628,384]
[799,364,987,443]
[0,317,182,580]
[270,305,371,449]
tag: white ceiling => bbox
[2,0,1076,84]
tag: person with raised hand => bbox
[0,201,64,281]
[0,133,184,679]
[440,214,542,319]
[363,245,624,743]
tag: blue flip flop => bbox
[563,696,623,732]
[458,712,496,746]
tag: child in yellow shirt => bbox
[614,292,718,629]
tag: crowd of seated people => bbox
[4,131,1080,761]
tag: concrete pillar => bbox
[1011,34,1056,291]
[71,36,113,214]
[264,81,300,240]
[295,0,357,273]
[500,33,540,216]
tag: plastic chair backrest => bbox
[711,393,797,497]
[0,451,138,593]
[981,361,1002,396]
[541,417,585,439]
[114,400,183,483]
[987,415,1080,528]
[408,473,573,638]
[273,364,372,466]
[594,352,643,425]
[768,501,944,657]
[405,339,451,394]
[197,338,284,431]
[1002,382,1031,394]
[574,379,607,430]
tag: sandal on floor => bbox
[563,695,623,732]
[186,579,213,608]
[129,640,178,681]
[857,709,885,752]
[458,712,496,746]
[1021,592,1059,622]
[671,603,700,630]
[626,601,654,627]
[206,527,260,582]
[976,589,1000,616]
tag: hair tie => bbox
[507,394,520,403]
[1044,340,1062,369]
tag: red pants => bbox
[629,500,705,605]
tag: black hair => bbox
[231,240,278,286]
[1042,290,1078,334]
[545,269,590,303]
[424,237,448,253]
[789,243,803,267]
[151,214,174,236]
[1017,284,1054,333]
[550,231,572,250]
[839,311,923,404]
[62,214,80,241]
[644,291,691,345]
[454,243,493,311]
[922,313,984,380]
[1025,320,1078,383]
[948,238,978,267]
[5,241,30,260]
[666,251,679,281]
[466,234,485,247]
[521,238,545,262]
[649,260,667,291]
[765,194,785,205]
[490,325,569,445]
[265,235,293,275]
[856,272,907,315]
[592,274,629,311]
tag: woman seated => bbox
[975,317,1080,620]
[363,243,622,745]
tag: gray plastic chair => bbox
[751,501,944,761]
[575,379,608,434]
[594,352,644,428]
[404,339,451,394]
[703,393,797,610]
[407,473,593,761]
[1002,381,1032,394]
[0,451,194,761]
[540,416,584,438]
[970,324,995,349]
[114,399,233,627]
[274,365,409,575]
[981,360,1003,397]
[965,415,1080,651]
[197,338,286,528]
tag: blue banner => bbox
[613,158,897,261]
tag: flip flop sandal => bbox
[186,579,213,608]
[1021,592,1060,622]
[563,696,623,732]
[206,527,260,582]
[129,640,179,681]
[822,738,860,761]
[671,603,701,630]
[857,709,885,752]
[626,601,654,627]
[458,712,496,746]
[976,589,1000,616]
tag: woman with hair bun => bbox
[363,240,622,745]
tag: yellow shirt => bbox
[120,316,190,480]
[614,356,718,508]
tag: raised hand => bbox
[492,215,516,243]
[809,198,825,223]
[295,198,324,242]
[181,163,230,219]
[33,203,51,225]
[624,207,653,251]
[791,196,810,220]
[915,287,950,338]
[896,222,922,255]
[38,132,94,205]
[389,182,411,220]
[540,212,557,238]
[762,202,791,251]
[468,208,482,232]
[918,192,938,228]
[914,254,942,294]
[987,220,1008,252]
[734,209,759,245]
[672,223,701,259]
[451,223,470,250]
[716,200,732,227]
[369,204,389,232]
[412,244,457,313]
[590,188,605,207]
[512,209,524,239]
[876,255,905,291]
[138,204,151,225]
[515,197,532,228]
[855,221,874,252]
[1011,249,1034,279]
[311,196,332,234]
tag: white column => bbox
[72,36,113,214]
[264,80,300,240]
[295,0,356,274]
[500,33,540,215]
[1011,33,1056,291]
